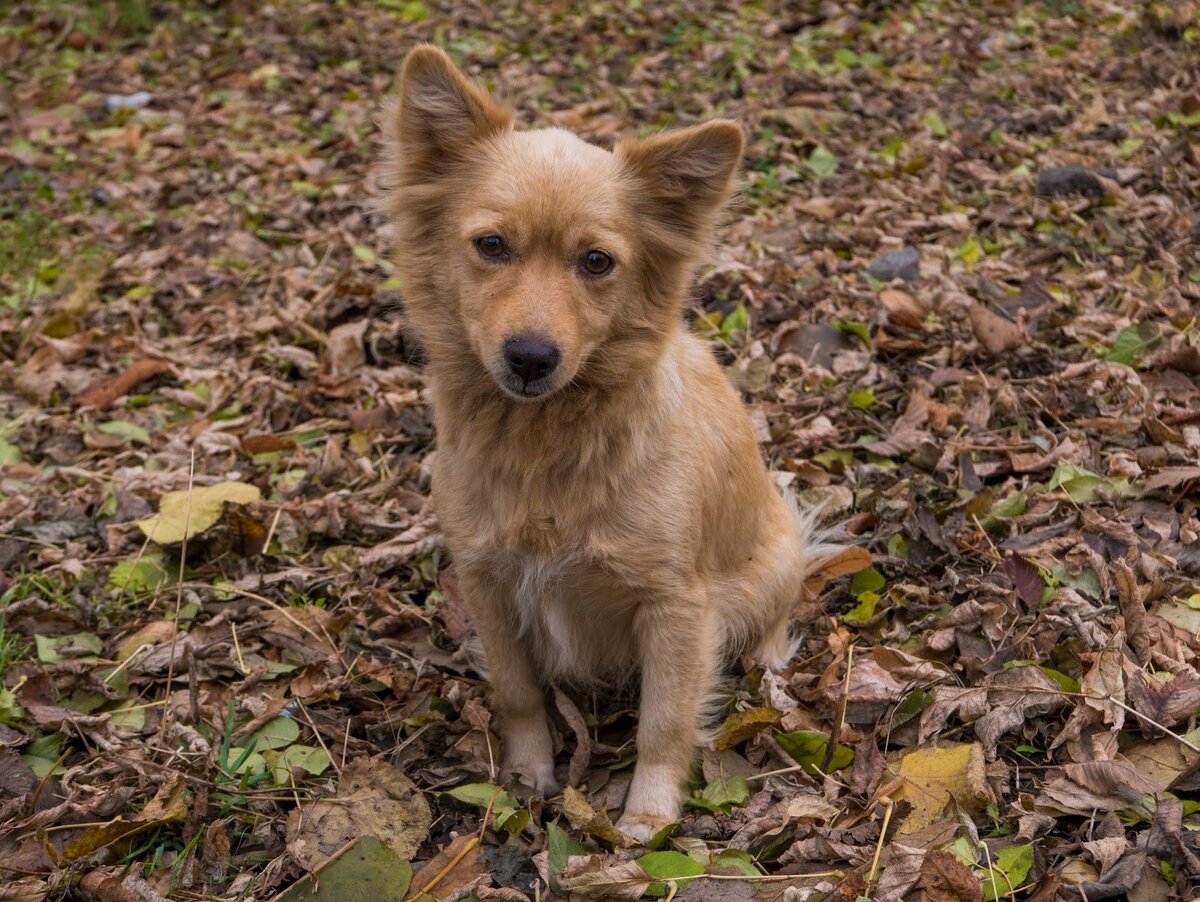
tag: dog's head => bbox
[382,46,743,401]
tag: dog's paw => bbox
[502,759,560,797]
[616,812,675,845]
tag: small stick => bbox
[866,797,894,892]
[822,643,854,773]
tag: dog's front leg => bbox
[617,598,718,843]
[458,566,559,796]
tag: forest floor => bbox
[2,1,1200,900]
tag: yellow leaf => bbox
[889,743,990,834]
[136,481,261,544]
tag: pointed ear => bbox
[387,45,513,182]
[616,120,744,251]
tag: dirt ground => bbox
[1,1,1199,899]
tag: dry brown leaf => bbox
[76,359,172,410]
[285,757,430,871]
[65,774,188,860]
[1037,761,1162,815]
[561,786,630,848]
[966,301,1025,355]
[918,849,983,902]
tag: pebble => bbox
[1036,165,1118,197]
[867,245,921,282]
[104,92,153,113]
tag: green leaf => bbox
[848,387,875,410]
[245,716,300,751]
[225,747,268,776]
[687,776,750,813]
[638,850,705,897]
[805,146,837,178]
[267,744,331,784]
[713,848,762,879]
[97,420,152,445]
[0,437,20,465]
[850,566,885,598]
[275,835,411,902]
[979,843,1034,900]
[35,632,103,664]
[547,822,590,876]
[379,0,428,22]
[843,591,879,623]
[1105,322,1161,367]
[107,550,171,593]
[776,730,854,774]
[833,48,859,68]
[1037,666,1081,693]
[922,110,949,137]
[990,491,1027,519]
[833,319,873,349]
[719,303,749,339]
[21,734,64,778]
[955,237,983,268]
[445,782,519,811]
[1047,462,1097,501]
[107,701,146,731]
[0,684,26,726]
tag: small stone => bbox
[104,92,153,113]
[867,246,921,282]
[1035,165,1118,197]
[786,323,854,371]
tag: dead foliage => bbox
[1,0,1199,899]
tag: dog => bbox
[380,45,835,841]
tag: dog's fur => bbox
[381,46,834,841]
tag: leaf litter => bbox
[1,0,1200,899]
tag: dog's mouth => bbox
[494,370,560,401]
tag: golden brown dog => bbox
[381,45,834,841]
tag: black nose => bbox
[504,336,560,384]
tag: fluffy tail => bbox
[752,492,844,671]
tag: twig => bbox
[296,699,342,778]
[28,748,72,814]
[747,762,812,783]
[230,622,247,674]
[822,643,853,773]
[160,447,196,736]
[865,797,894,893]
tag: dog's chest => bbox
[502,546,639,681]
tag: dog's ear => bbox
[389,45,512,181]
[617,120,744,251]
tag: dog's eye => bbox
[582,250,613,276]
[476,235,508,259]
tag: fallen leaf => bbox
[286,757,431,870]
[135,481,262,544]
[890,743,990,834]
[76,359,171,410]
[65,773,188,859]
[919,849,983,902]
[274,835,411,902]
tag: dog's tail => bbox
[753,491,844,671]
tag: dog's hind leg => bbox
[457,565,559,796]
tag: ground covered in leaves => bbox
[2,1,1200,899]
